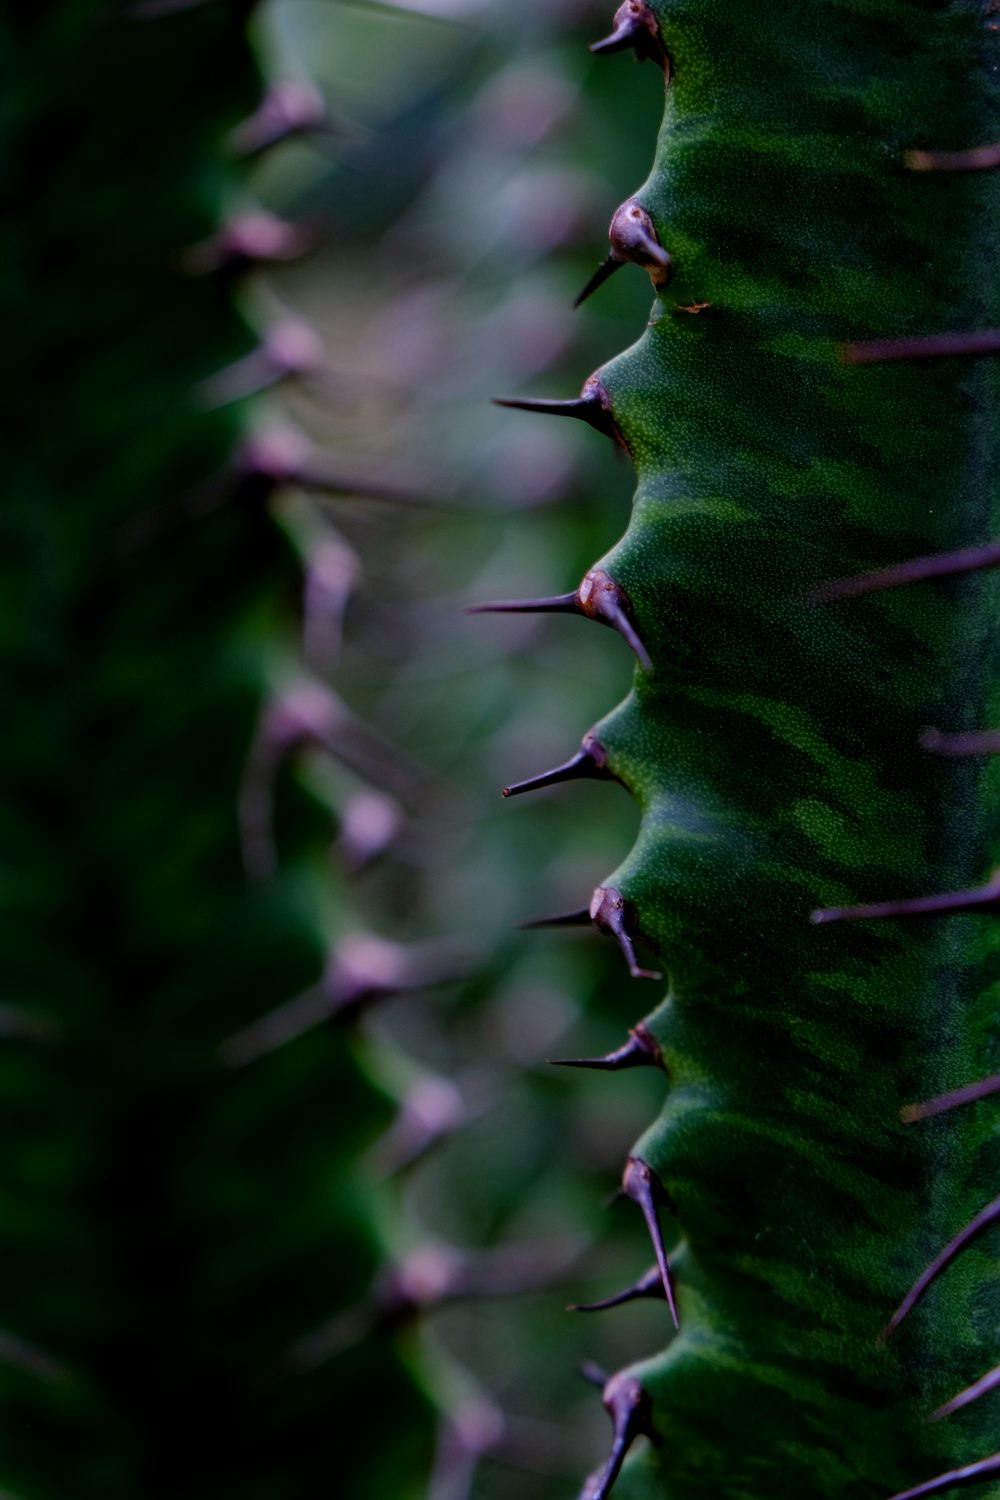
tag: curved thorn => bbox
[622,1157,678,1327]
[581,1360,610,1388]
[519,907,592,931]
[579,568,652,669]
[921,727,1000,757]
[494,377,627,451]
[903,1074,1000,1123]
[590,1,669,73]
[934,1366,1000,1421]
[467,572,651,668]
[881,1190,1000,1343]
[574,255,625,309]
[609,200,671,277]
[503,735,611,799]
[907,144,1000,173]
[808,540,1000,603]
[585,1370,659,1500]
[812,869,1000,926]
[842,330,1000,365]
[887,1454,1000,1500]
[466,593,579,616]
[230,80,328,158]
[569,1265,664,1312]
[590,888,663,980]
[550,1023,663,1073]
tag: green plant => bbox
[2,5,452,1495]
[491,3,1000,1498]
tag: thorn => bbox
[466,592,579,617]
[196,320,327,408]
[622,1156,678,1327]
[468,569,651,670]
[221,936,472,1064]
[609,199,671,277]
[590,1,670,74]
[590,888,662,980]
[583,1368,660,1500]
[519,908,593,931]
[811,869,1000,926]
[886,1454,1000,1500]
[550,1023,663,1073]
[903,1074,1000,1122]
[574,256,625,309]
[366,1074,469,1177]
[581,1360,610,1388]
[503,734,612,798]
[807,539,1000,602]
[575,200,670,308]
[493,375,628,452]
[229,80,329,158]
[569,1265,664,1312]
[578,568,652,669]
[906,144,1000,172]
[181,211,315,277]
[880,1190,1000,1343]
[841,330,1000,365]
[934,1366,1000,1421]
[920,727,1000,757]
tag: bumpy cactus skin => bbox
[525,4,1000,1499]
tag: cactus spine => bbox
[496,3,1000,1498]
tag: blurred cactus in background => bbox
[4,2,675,1498]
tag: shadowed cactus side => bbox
[1,5,452,1496]
[491,3,1000,1498]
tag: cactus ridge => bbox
[488,1,1000,1498]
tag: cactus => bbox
[1,4,457,1496]
[490,3,1000,1499]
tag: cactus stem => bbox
[584,1369,660,1500]
[881,1191,1000,1343]
[622,1156,679,1327]
[468,570,651,668]
[811,870,1000,926]
[808,540,1000,602]
[841,330,1000,365]
[920,727,1000,757]
[589,1,670,75]
[906,144,1000,172]
[902,1074,1000,1122]
[887,1454,1000,1500]
[493,376,628,452]
[934,1367,1000,1422]
[568,1264,664,1312]
[590,888,663,980]
[519,907,593,930]
[502,734,612,798]
[549,1022,663,1073]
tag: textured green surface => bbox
[529,2,1000,1497]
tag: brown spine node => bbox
[590,1,670,75]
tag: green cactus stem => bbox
[493,2,1000,1498]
